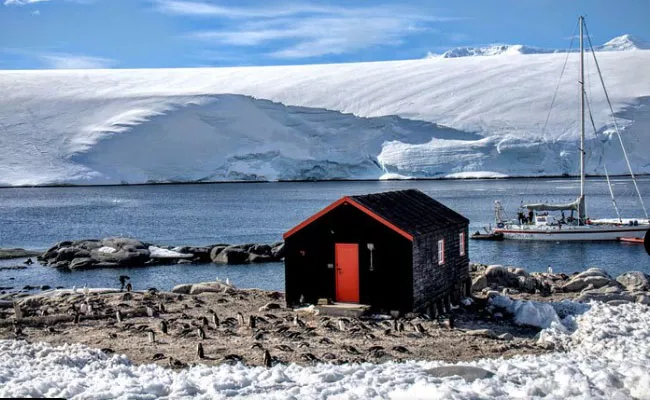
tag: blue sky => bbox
[1,0,649,69]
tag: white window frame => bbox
[459,232,465,256]
[437,239,445,265]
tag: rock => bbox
[91,246,150,266]
[250,244,272,255]
[425,366,495,382]
[271,243,285,259]
[636,295,650,304]
[485,265,519,288]
[471,275,487,292]
[498,332,514,341]
[177,259,193,265]
[101,237,147,249]
[213,247,250,264]
[465,329,498,338]
[575,292,635,303]
[248,253,275,263]
[209,246,228,262]
[185,247,212,263]
[259,302,281,312]
[517,276,537,292]
[616,271,650,292]
[171,284,193,294]
[0,248,41,260]
[69,257,95,270]
[40,285,51,291]
[189,283,228,295]
[606,299,631,306]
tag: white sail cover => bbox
[523,197,581,211]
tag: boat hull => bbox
[494,225,649,241]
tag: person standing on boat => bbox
[517,211,525,225]
[528,210,534,225]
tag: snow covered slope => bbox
[1,48,650,186]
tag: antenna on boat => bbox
[578,15,586,222]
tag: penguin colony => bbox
[2,281,515,370]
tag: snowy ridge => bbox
[1,48,650,185]
[599,34,650,51]
[1,301,649,398]
[426,34,649,59]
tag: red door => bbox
[335,243,359,303]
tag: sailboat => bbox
[493,16,649,241]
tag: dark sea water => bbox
[1,177,649,292]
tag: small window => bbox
[437,239,445,265]
[459,232,465,256]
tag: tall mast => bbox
[578,16,586,222]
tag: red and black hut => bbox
[283,189,470,314]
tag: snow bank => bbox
[148,246,193,259]
[490,294,590,330]
[1,301,649,399]
[1,49,650,186]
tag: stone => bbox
[250,244,272,255]
[424,366,495,382]
[91,246,150,266]
[606,299,631,306]
[177,259,193,264]
[213,247,250,264]
[635,295,650,304]
[101,237,147,250]
[583,276,614,289]
[616,271,650,292]
[517,276,537,292]
[471,275,487,292]
[271,243,285,259]
[465,329,498,338]
[69,257,95,270]
[189,283,227,295]
[575,292,635,303]
[171,284,193,294]
[248,253,274,263]
[209,246,228,262]
[259,302,281,312]
[498,332,514,341]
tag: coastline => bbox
[0,173,647,190]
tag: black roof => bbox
[349,189,468,236]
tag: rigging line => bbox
[585,89,622,222]
[584,22,649,219]
[540,19,579,141]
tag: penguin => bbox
[293,316,305,328]
[119,275,130,291]
[159,320,168,335]
[116,310,123,323]
[146,306,155,318]
[197,343,205,359]
[148,330,156,344]
[236,312,245,327]
[397,322,405,332]
[392,319,398,331]
[125,283,133,292]
[248,315,256,330]
[212,313,220,328]
[415,323,426,334]
[23,258,33,265]
[199,316,209,327]
[73,312,81,324]
[168,357,186,369]
[337,319,346,332]
[263,350,272,368]
[158,303,165,313]
[197,327,206,340]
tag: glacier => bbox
[1,42,650,186]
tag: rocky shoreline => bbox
[470,262,650,305]
[35,237,285,270]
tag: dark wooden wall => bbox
[285,203,413,312]
[411,223,470,313]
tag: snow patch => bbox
[1,301,649,398]
[96,246,116,254]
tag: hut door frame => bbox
[334,243,360,303]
